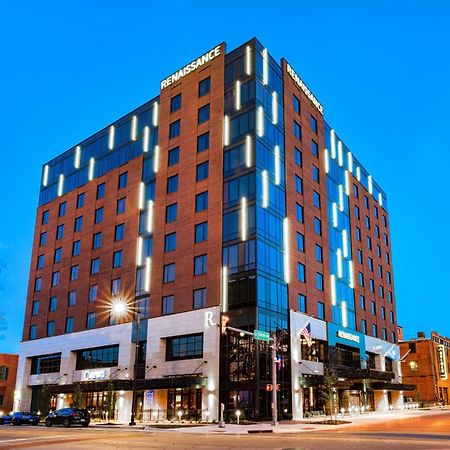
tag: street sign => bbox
[254,329,270,341]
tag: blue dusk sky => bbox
[0,1,449,352]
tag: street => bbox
[0,411,449,449]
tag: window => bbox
[193,288,207,309]
[51,271,60,287]
[166,333,203,360]
[357,249,363,264]
[68,290,77,307]
[383,215,387,226]
[91,258,100,274]
[313,191,321,208]
[355,206,360,220]
[117,197,126,214]
[293,94,300,114]
[167,174,179,193]
[86,313,96,330]
[316,272,324,291]
[374,205,379,218]
[0,366,8,381]
[294,147,302,167]
[371,300,376,315]
[312,165,319,182]
[92,232,102,249]
[74,216,83,232]
[377,245,381,257]
[365,215,370,229]
[32,300,40,316]
[311,139,318,157]
[298,294,307,313]
[409,361,419,372]
[199,77,211,97]
[196,161,209,181]
[379,285,384,298]
[31,353,61,374]
[170,93,182,112]
[65,317,74,333]
[314,217,322,235]
[195,191,208,212]
[364,195,369,208]
[387,271,392,284]
[113,250,123,268]
[70,264,79,281]
[49,296,57,311]
[58,202,66,217]
[198,104,210,124]
[169,120,181,139]
[29,324,37,340]
[163,263,175,283]
[296,203,304,223]
[295,175,303,194]
[72,240,81,256]
[42,210,49,225]
[372,323,378,338]
[368,257,373,271]
[310,115,317,133]
[56,224,64,239]
[356,227,361,241]
[390,310,394,323]
[360,295,366,310]
[367,236,372,250]
[75,345,119,370]
[194,254,207,275]
[297,232,305,252]
[317,302,325,320]
[195,222,208,243]
[375,225,380,238]
[381,306,386,319]
[297,263,306,282]
[166,203,178,223]
[89,285,98,302]
[96,182,105,199]
[77,193,85,208]
[37,254,44,269]
[197,132,209,152]
[118,172,128,189]
[115,223,124,241]
[316,244,323,262]
[353,184,359,198]
[39,232,47,246]
[294,121,301,140]
[168,146,180,166]
[95,207,103,224]
[111,278,121,296]
[35,277,42,292]
[384,233,389,246]
[361,319,367,334]
[164,232,176,252]
[369,278,375,292]
[162,295,174,315]
[358,272,364,287]
[47,321,55,337]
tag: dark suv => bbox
[45,408,90,427]
[0,412,40,425]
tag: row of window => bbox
[357,271,392,300]
[169,103,210,140]
[166,161,209,195]
[353,184,388,224]
[297,264,324,291]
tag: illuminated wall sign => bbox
[285,62,324,115]
[337,330,360,343]
[161,45,221,90]
[82,369,108,381]
[438,345,448,380]
[204,311,217,327]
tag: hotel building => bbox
[16,38,408,421]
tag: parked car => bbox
[45,408,90,427]
[0,412,40,425]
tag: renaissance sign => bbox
[285,62,324,115]
[337,330,360,343]
[438,345,448,380]
[161,45,222,90]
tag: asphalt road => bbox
[0,411,448,449]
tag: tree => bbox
[71,383,84,408]
[104,381,116,423]
[37,384,52,417]
[319,367,339,422]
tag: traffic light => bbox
[266,384,273,392]
[221,315,229,334]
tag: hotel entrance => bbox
[167,387,202,421]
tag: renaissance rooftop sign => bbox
[161,45,222,90]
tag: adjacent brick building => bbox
[0,354,18,414]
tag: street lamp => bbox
[236,409,241,425]
[110,298,142,426]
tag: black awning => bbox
[367,381,416,391]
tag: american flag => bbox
[299,323,313,347]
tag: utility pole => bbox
[271,333,278,426]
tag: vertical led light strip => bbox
[330,129,336,159]
[324,149,329,174]
[131,115,138,141]
[342,229,349,257]
[378,192,383,206]
[257,106,264,137]
[153,145,160,173]
[337,248,343,279]
[283,218,290,284]
[330,275,337,305]
[108,125,115,150]
[262,48,268,85]
[136,237,143,266]
[146,200,154,233]
[224,115,230,146]
[347,152,354,173]
[152,102,159,127]
[262,170,269,208]
[245,45,252,75]
[138,182,145,210]
[143,126,150,153]
[344,170,350,196]
[338,185,344,212]
[88,157,95,181]
[368,175,373,194]
[274,145,280,185]
[235,80,241,110]
[337,140,343,167]
[74,146,81,169]
[144,257,151,292]
[42,165,49,187]
[245,135,252,167]
[222,266,228,312]
[240,197,248,241]
[356,166,361,181]
[332,202,338,228]
[342,301,348,328]
[57,174,64,197]
[271,91,278,125]
[348,260,354,289]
